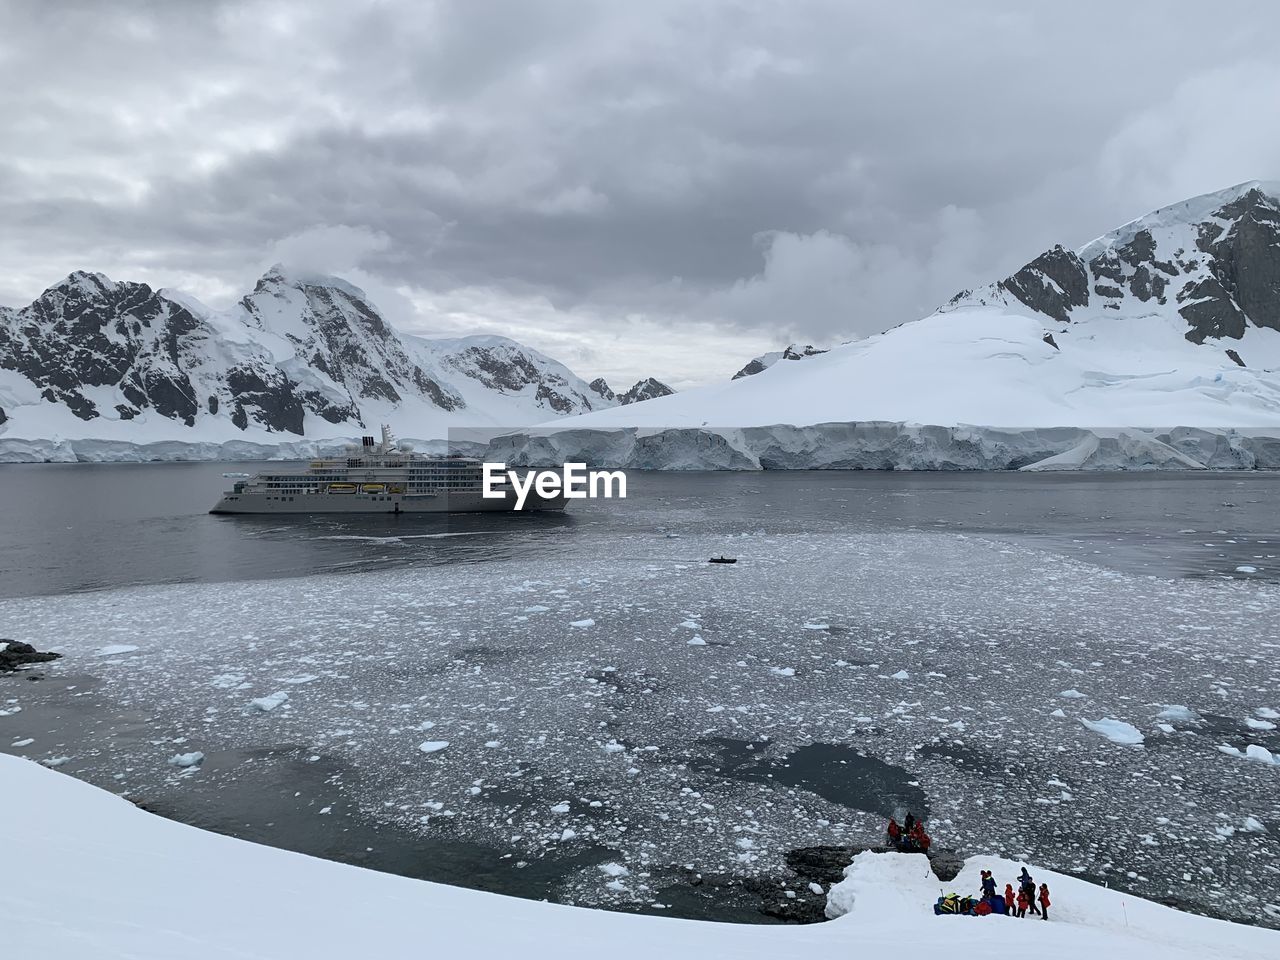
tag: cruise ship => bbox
[209,426,565,514]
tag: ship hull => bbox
[210,490,567,514]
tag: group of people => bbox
[977,867,1052,920]
[885,812,932,854]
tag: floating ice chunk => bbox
[770,666,796,677]
[210,674,246,689]
[890,670,909,680]
[417,721,436,730]
[559,829,576,842]
[1246,744,1277,764]
[1243,816,1267,833]
[96,644,139,656]
[1235,565,1259,574]
[802,623,830,631]
[168,752,205,768]
[550,802,570,814]
[484,740,501,748]
[11,738,33,748]
[277,675,319,685]
[1157,705,1200,723]
[418,740,449,754]
[598,862,630,877]
[523,605,550,613]
[1059,689,1086,699]
[569,619,596,628]
[1257,707,1280,719]
[605,879,628,892]
[601,740,625,753]
[1218,743,1278,765]
[687,635,706,646]
[0,706,20,717]
[249,691,289,712]
[679,620,700,629]
[1050,708,1067,718]
[1245,718,1276,730]
[1156,723,1176,733]
[1080,717,1144,745]
[40,756,69,767]
[808,882,824,895]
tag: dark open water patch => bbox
[690,738,928,822]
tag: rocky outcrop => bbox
[587,377,675,406]
[732,344,828,380]
[618,377,674,404]
[0,640,61,673]
[947,181,1280,345]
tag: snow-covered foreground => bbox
[6,753,1276,960]
[3,527,1278,923]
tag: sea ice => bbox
[1080,718,1144,745]
[418,741,450,754]
[168,752,205,768]
[96,644,139,656]
[249,691,289,712]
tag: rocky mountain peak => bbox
[944,181,1280,348]
[618,377,675,405]
[586,376,675,406]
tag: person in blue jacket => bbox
[980,870,997,899]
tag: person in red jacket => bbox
[1015,888,1029,918]
[1038,883,1051,921]
[1004,884,1016,917]
[887,818,901,849]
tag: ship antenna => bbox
[380,424,394,453]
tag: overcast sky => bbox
[3,1,1280,388]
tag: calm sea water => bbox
[1,462,1276,598]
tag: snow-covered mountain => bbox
[0,265,644,457]
[731,343,828,379]
[497,181,1280,470]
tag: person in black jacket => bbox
[1018,867,1040,916]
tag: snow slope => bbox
[5,754,1275,960]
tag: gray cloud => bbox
[3,0,1280,388]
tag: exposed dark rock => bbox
[1181,188,1280,342]
[1226,349,1246,367]
[1042,332,1059,350]
[0,640,62,673]
[996,245,1090,324]
[732,344,827,380]
[618,377,675,405]
[588,377,617,403]
[732,358,769,380]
